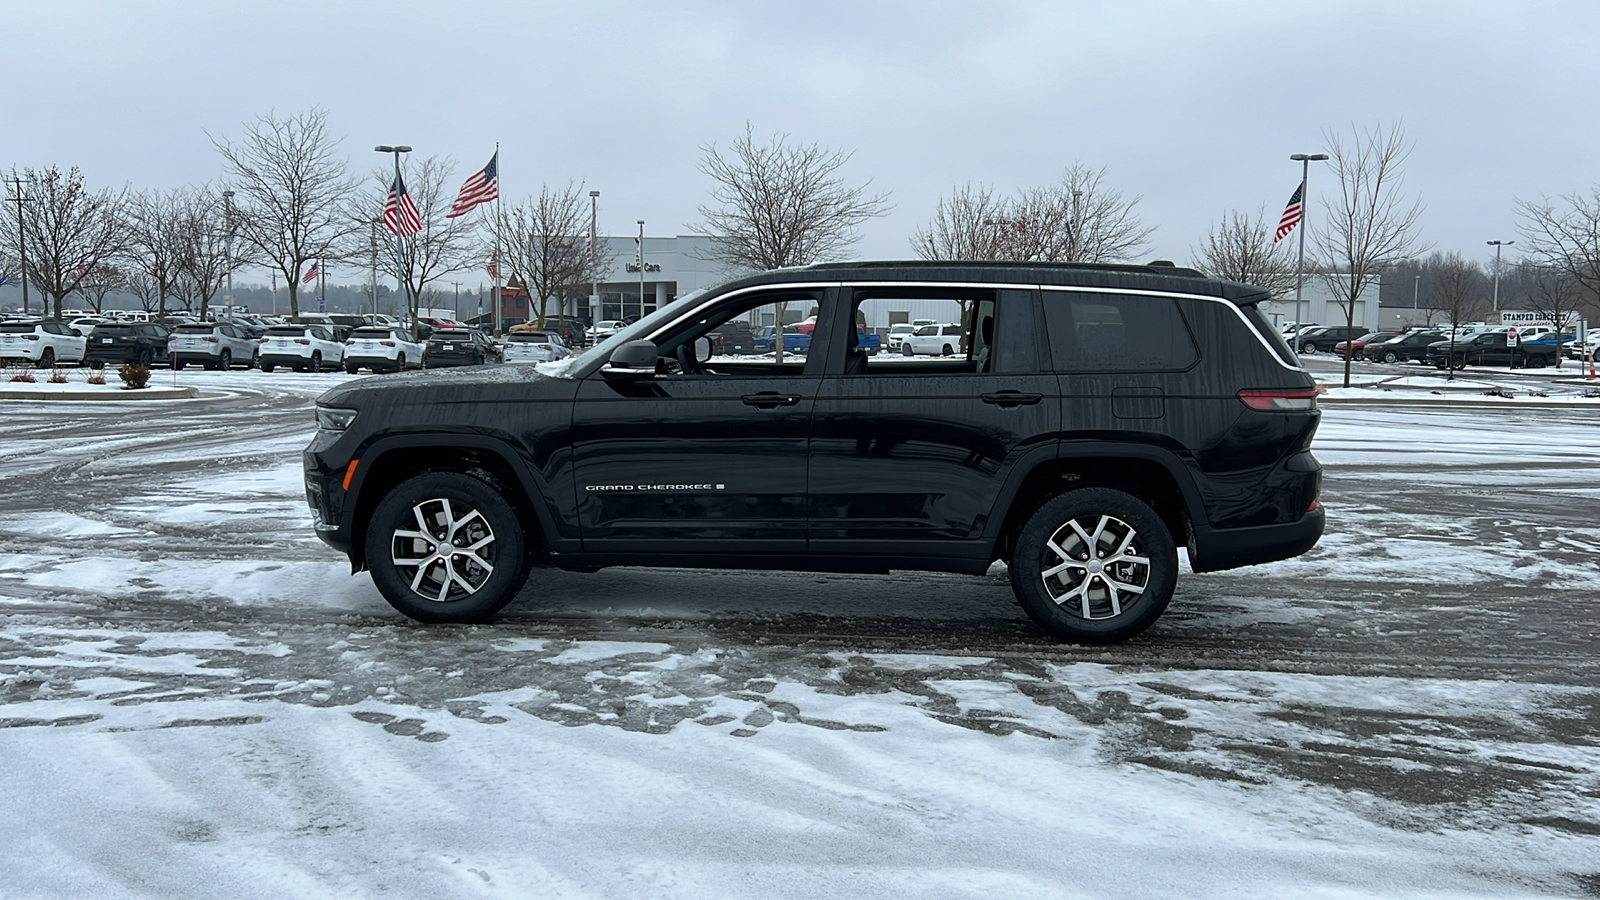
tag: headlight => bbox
[316,407,359,432]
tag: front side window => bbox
[1041,292,1198,372]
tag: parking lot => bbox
[2,369,1599,897]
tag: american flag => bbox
[302,262,319,284]
[1274,181,1305,243]
[384,173,423,236]
[486,257,498,279]
[446,151,499,218]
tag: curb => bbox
[0,386,201,401]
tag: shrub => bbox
[86,371,107,385]
[47,368,68,384]
[117,363,151,390]
[8,371,37,383]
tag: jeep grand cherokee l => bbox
[305,261,1324,644]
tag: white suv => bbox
[259,325,345,373]
[344,327,424,374]
[901,323,965,357]
[167,323,259,370]
[0,320,88,368]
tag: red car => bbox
[1333,332,1403,358]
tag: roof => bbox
[702,260,1273,305]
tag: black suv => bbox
[305,261,1324,643]
[85,321,170,368]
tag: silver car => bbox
[167,323,259,370]
[502,330,573,363]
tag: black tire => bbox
[219,350,232,370]
[1382,350,1399,364]
[1526,354,1549,369]
[261,363,276,373]
[941,344,954,356]
[395,353,406,371]
[902,343,914,357]
[90,359,105,370]
[310,351,323,372]
[1009,488,1177,644]
[364,471,530,623]
[137,349,153,366]
[1450,358,1466,370]
[36,348,55,369]
[251,351,260,370]
[345,363,359,375]
[172,355,187,371]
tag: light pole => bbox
[1289,152,1330,343]
[369,218,380,318]
[589,190,599,327]
[1413,274,1420,309]
[1487,240,1513,313]
[636,220,645,321]
[4,174,34,315]
[375,145,413,337]
[221,190,235,316]
[452,281,462,321]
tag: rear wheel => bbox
[345,363,359,375]
[136,349,153,366]
[1382,350,1399,364]
[941,344,954,356]
[364,471,530,623]
[310,351,323,372]
[261,363,276,373]
[37,348,55,369]
[219,350,233,370]
[1009,488,1177,644]
[395,353,406,371]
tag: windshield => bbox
[547,288,710,378]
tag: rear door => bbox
[807,287,1058,555]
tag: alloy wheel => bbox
[390,497,497,603]
[1039,514,1152,620]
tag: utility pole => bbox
[369,219,379,318]
[222,190,235,316]
[4,174,34,315]
[1487,240,1513,313]
[318,257,327,314]
[452,281,462,321]
[589,190,600,327]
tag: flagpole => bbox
[318,257,326,314]
[637,220,645,322]
[492,141,502,338]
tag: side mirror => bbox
[602,339,658,380]
[695,335,714,363]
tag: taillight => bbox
[381,340,395,347]
[294,338,310,345]
[1237,388,1318,411]
[24,334,39,341]
[203,336,218,343]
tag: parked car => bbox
[1425,331,1563,369]
[258,324,345,372]
[1358,331,1446,363]
[0,320,88,368]
[886,323,917,352]
[1332,331,1404,358]
[902,322,965,357]
[167,322,260,370]
[305,259,1323,643]
[343,327,425,373]
[84,322,169,368]
[67,317,106,337]
[1564,335,1600,361]
[751,325,811,354]
[424,327,500,367]
[591,320,626,341]
[706,321,756,355]
[362,314,404,330]
[1296,325,1370,354]
[502,330,573,364]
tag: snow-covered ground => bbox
[3,370,1598,898]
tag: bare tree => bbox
[1513,262,1589,368]
[1513,188,1600,300]
[0,250,18,296]
[1192,206,1296,296]
[123,188,188,320]
[693,123,891,272]
[2,166,128,319]
[496,182,612,328]
[174,186,250,320]
[72,263,128,314]
[1315,122,1428,387]
[362,154,478,331]
[910,183,1010,260]
[1427,252,1488,379]
[913,164,1153,264]
[212,107,359,323]
[125,266,162,313]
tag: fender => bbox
[342,432,573,550]
[980,439,1209,543]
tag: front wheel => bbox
[902,344,914,357]
[1009,488,1177,644]
[1382,350,1399,364]
[364,471,529,623]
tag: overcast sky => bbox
[6,0,1598,285]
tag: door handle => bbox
[742,392,802,408]
[981,391,1043,407]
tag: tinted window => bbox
[351,328,393,339]
[176,324,217,334]
[1,323,36,333]
[267,326,307,336]
[1042,293,1198,372]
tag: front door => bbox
[570,288,828,554]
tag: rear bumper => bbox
[1188,506,1325,573]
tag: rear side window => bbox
[1239,306,1299,366]
[1042,293,1198,372]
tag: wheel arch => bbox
[986,442,1202,564]
[342,434,558,571]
